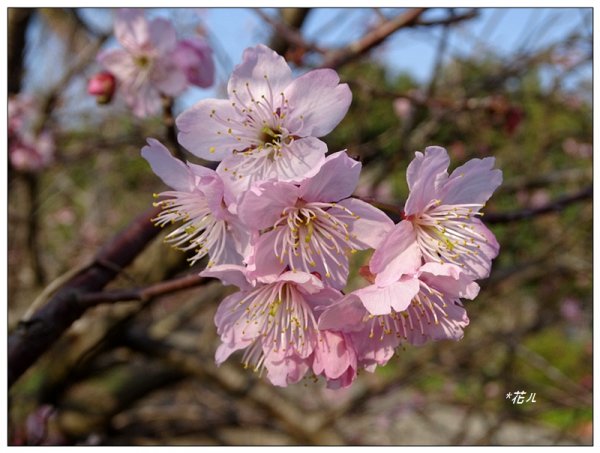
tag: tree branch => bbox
[8,206,162,389]
[320,8,426,69]
[77,273,205,307]
[485,185,592,223]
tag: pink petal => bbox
[298,151,360,202]
[264,353,310,387]
[200,264,251,290]
[277,271,324,294]
[418,262,480,300]
[283,68,352,137]
[245,229,287,281]
[237,180,299,229]
[141,138,192,192]
[312,331,357,380]
[351,325,399,370]
[369,220,421,286]
[114,8,149,52]
[337,198,394,249]
[148,17,177,54]
[318,295,367,332]
[173,38,215,88]
[445,217,499,279]
[442,156,502,206]
[275,137,328,182]
[97,49,136,82]
[354,278,419,316]
[404,146,450,216]
[176,99,240,160]
[227,44,292,107]
[215,137,327,200]
[125,79,162,117]
[150,58,188,96]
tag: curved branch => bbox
[8,206,162,389]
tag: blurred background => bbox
[7,7,593,446]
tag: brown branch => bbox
[415,9,477,27]
[77,273,205,307]
[8,206,162,389]
[8,8,34,94]
[256,8,321,56]
[485,185,592,223]
[161,95,185,161]
[320,8,427,69]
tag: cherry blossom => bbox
[176,44,352,196]
[319,260,479,371]
[98,9,190,117]
[237,151,394,289]
[202,265,349,387]
[404,146,502,278]
[141,138,248,267]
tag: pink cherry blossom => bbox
[202,265,346,387]
[141,138,248,267]
[176,44,352,196]
[98,9,188,117]
[172,38,215,88]
[319,261,479,371]
[237,151,394,289]
[404,146,502,279]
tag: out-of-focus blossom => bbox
[403,146,502,279]
[238,151,394,289]
[87,71,117,104]
[560,297,584,325]
[8,94,55,173]
[98,9,189,117]
[393,97,413,120]
[173,38,215,88]
[202,265,353,387]
[141,138,249,267]
[177,44,352,197]
[563,137,593,159]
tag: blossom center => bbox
[271,201,359,279]
[209,74,303,179]
[411,199,488,270]
[233,281,318,372]
[134,54,151,69]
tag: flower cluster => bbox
[95,9,214,117]
[142,44,502,388]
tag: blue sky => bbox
[29,7,592,120]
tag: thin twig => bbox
[255,8,322,55]
[485,185,592,223]
[78,273,205,307]
[320,8,426,69]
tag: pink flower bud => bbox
[87,71,116,104]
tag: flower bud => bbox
[87,71,116,104]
